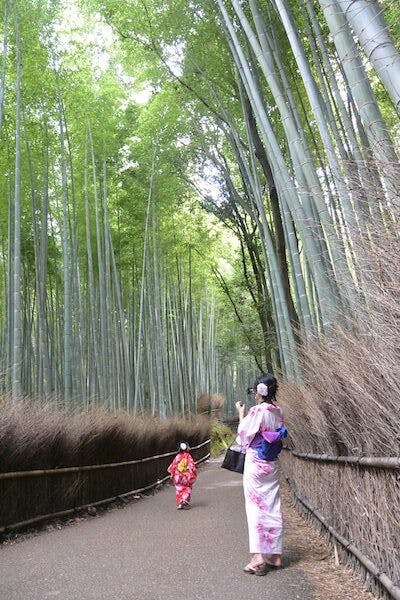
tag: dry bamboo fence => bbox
[281,449,400,600]
[0,439,210,535]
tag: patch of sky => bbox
[175,135,191,148]
[192,159,226,207]
[118,143,139,173]
[161,40,186,78]
[54,0,154,106]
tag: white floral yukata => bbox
[236,402,284,555]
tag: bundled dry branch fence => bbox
[282,452,400,600]
[0,401,211,535]
[281,449,400,599]
[278,213,400,599]
[0,440,210,534]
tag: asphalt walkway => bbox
[0,456,371,600]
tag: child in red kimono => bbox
[167,442,197,509]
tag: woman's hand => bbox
[235,401,245,420]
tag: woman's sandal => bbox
[254,562,283,576]
[243,562,265,574]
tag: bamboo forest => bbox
[1,0,400,410]
[0,0,400,598]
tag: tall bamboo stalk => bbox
[11,9,22,399]
[58,97,72,400]
[0,0,9,136]
[336,0,400,114]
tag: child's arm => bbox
[167,455,178,475]
[188,455,197,482]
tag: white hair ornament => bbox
[257,383,269,397]
[179,442,188,451]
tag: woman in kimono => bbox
[236,373,285,575]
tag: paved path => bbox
[0,457,319,600]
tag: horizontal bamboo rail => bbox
[287,477,400,600]
[283,448,400,470]
[0,439,211,480]
[0,440,210,534]
[0,452,210,534]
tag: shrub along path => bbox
[0,456,373,600]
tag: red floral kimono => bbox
[167,451,197,505]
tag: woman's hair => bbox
[254,373,278,402]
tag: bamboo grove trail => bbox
[0,457,372,600]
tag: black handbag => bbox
[221,444,245,474]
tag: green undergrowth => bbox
[210,420,235,457]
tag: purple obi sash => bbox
[250,427,287,461]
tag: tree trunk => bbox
[244,93,299,330]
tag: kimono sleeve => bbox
[236,405,265,450]
[187,454,197,484]
[167,455,179,475]
[236,404,284,450]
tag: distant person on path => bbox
[167,442,197,510]
[236,373,286,576]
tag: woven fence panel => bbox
[281,451,400,596]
